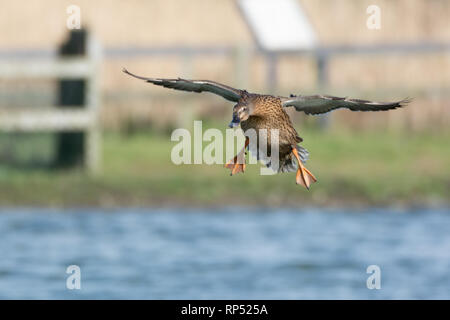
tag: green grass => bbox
[0,126,448,208]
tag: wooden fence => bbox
[0,30,101,173]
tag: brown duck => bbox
[123,68,409,189]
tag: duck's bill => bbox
[228,114,240,128]
[228,121,240,128]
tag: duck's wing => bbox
[123,68,244,103]
[281,94,410,115]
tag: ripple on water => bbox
[0,207,449,299]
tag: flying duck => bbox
[123,68,409,189]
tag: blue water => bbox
[0,207,449,299]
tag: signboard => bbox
[237,0,317,51]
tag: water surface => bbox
[0,207,449,299]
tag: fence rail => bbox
[0,108,95,131]
[2,40,449,91]
[0,58,95,79]
[1,39,448,148]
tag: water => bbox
[0,207,449,299]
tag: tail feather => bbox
[253,144,311,174]
[275,145,309,173]
[297,145,309,163]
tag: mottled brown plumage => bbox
[239,94,302,172]
[123,68,410,189]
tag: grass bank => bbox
[0,127,448,208]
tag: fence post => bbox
[317,52,331,129]
[266,52,278,94]
[177,54,194,127]
[55,29,101,173]
[85,32,102,174]
[234,44,250,90]
[56,29,87,168]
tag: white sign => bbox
[238,0,317,51]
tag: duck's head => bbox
[229,102,252,128]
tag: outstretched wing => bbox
[123,68,244,102]
[281,94,410,115]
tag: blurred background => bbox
[0,0,449,299]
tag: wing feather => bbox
[281,94,410,115]
[123,68,243,102]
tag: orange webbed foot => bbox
[225,154,246,176]
[225,137,249,176]
[292,147,317,190]
[295,167,311,189]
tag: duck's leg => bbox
[225,137,249,175]
[292,147,317,189]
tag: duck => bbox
[123,68,409,189]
